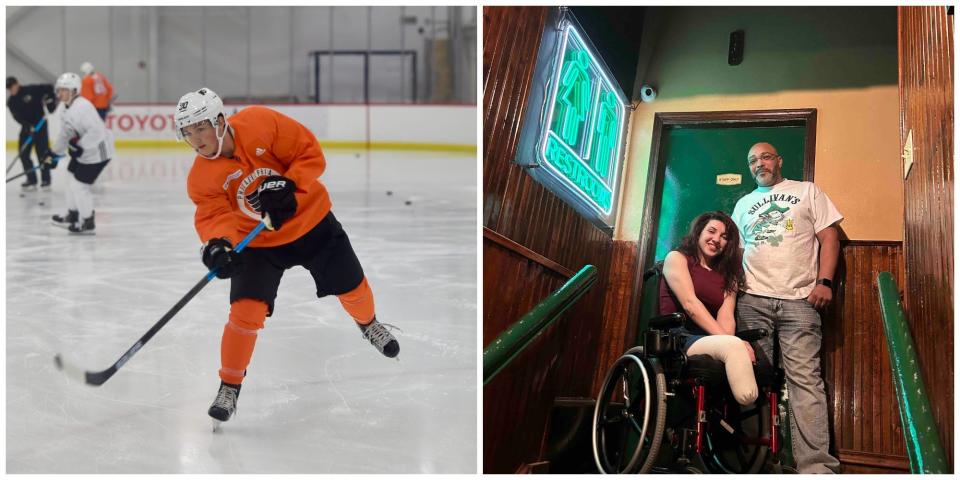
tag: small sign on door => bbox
[716,173,742,186]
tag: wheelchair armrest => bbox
[642,262,663,282]
[648,312,686,330]
[736,328,769,342]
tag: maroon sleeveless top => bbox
[658,252,726,337]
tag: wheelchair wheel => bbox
[592,354,666,473]
[701,396,771,474]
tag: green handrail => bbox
[483,264,598,386]
[876,272,948,474]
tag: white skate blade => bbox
[211,419,222,432]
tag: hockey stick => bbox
[54,219,270,386]
[6,154,62,183]
[6,118,48,174]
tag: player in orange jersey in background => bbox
[79,62,113,121]
[174,87,399,428]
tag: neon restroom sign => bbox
[538,22,626,216]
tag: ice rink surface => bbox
[6,148,477,473]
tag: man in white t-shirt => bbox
[731,142,841,474]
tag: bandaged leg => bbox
[219,298,269,385]
[687,335,759,406]
[337,276,376,325]
[69,176,95,218]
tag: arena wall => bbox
[6,104,476,153]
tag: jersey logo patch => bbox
[255,147,266,156]
[236,167,280,220]
[222,169,243,190]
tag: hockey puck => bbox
[386,190,393,196]
[19,193,25,198]
[38,201,45,206]
[405,200,412,206]
[53,354,63,370]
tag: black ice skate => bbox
[68,213,95,235]
[40,181,51,191]
[21,181,37,192]
[208,381,241,431]
[52,210,79,229]
[358,317,400,358]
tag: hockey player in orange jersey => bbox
[174,88,399,427]
[80,62,113,120]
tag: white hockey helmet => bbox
[175,88,229,159]
[55,72,82,102]
[80,62,95,76]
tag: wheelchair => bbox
[591,265,797,474]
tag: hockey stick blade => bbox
[6,155,62,183]
[53,353,87,384]
[53,352,127,386]
[52,221,268,387]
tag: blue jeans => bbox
[736,293,840,474]
[671,327,705,354]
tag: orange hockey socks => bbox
[219,298,269,385]
[337,276,376,325]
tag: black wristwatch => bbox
[816,278,833,288]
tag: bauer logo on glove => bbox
[245,175,297,230]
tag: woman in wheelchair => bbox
[660,211,757,406]
[592,211,789,474]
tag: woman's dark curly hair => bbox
[676,211,746,294]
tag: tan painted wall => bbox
[615,85,903,242]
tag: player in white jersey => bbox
[44,72,115,235]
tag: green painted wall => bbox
[619,6,902,242]
[637,7,897,101]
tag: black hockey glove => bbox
[201,238,244,279]
[68,138,83,160]
[42,94,57,112]
[246,175,297,230]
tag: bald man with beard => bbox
[731,142,842,473]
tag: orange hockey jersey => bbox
[186,106,332,248]
[80,73,114,109]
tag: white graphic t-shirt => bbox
[732,179,843,299]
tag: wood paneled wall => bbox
[898,6,954,470]
[823,241,908,473]
[483,6,617,473]
[592,241,640,393]
[483,238,611,473]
